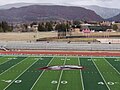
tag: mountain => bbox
[0,5,103,22]
[107,13,120,21]
[82,5,120,19]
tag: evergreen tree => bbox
[112,24,118,31]
[1,21,9,32]
[0,23,3,32]
[45,22,53,31]
[38,24,45,32]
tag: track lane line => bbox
[78,57,84,90]
[91,58,111,90]
[30,57,54,90]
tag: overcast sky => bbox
[0,0,120,9]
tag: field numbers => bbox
[2,80,22,84]
[98,82,104,85]
[61,59,65,60]
[51,80,68,84]
[14,80,22,83]
[114,59,120,62]
[98,81,119,85]
[67,59,70,60]
[88,59,92,61]
[8,58,17,60]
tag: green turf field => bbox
[0,55,120,90]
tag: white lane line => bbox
[78,57,84,90]
[30,57,55,90]
[0,57,28,76]
[56,57,67,90]
[4,57,39,90]
[104,58,120,75]
[91,58,111,90]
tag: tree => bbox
[30,22,37,27]
[45,22,53,31]
[112,24,118,31]
[55,23,67,38]
[1,21,9,32]
[0,23,3,32]
[73,20,81,25]
[55,23,66,32]
[38,24,46,32]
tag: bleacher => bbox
[0,41,120,51]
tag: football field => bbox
[0,55,120,90]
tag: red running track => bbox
[0,51,120,56]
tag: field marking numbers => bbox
[78,57,85,90]
[3,57,39,90]
[8,58,17,60]
[2,80,12,83]
[98,82,104,85]
[92,58,111,90]
[66,59,70,60]
[61,59,65,60]
[51,80,68,84]
[114,59,120,62]
[98,81,119,85]
[56,57,67,90]
[2,80,22,84]
[87,59,92,61]
[30,57,54,90]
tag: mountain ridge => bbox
[0,5,103,22]
[82,5,120,19]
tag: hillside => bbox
[0,5,103,22]
[82,5,120,19]
[108,13,120,21]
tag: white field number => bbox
[2,80,22,83]
[98,81,119,85]
[88,59,92,61]
[51,80,68,84]
[114,60,120,62]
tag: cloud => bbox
[0,0,119,8]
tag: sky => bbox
[0,0,120,9]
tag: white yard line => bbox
[30,57,55,90]
[56,57,67,90]
[104,58,120,75]
[0,58,12,66]
[4,57,39,90]
[78,57,84,90]
[0,57,29,76]
[91,58,111,90]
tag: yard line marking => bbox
[104,58,120,75]
[4,57,39,90]
[91,58,111,90]
[0,57,28,76]
[56,57,67,90]
[78,57,84,90]
[0,58,12,66]
[30,57,55,90]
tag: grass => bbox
[0,55,120,90]
[0,32,120,41]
